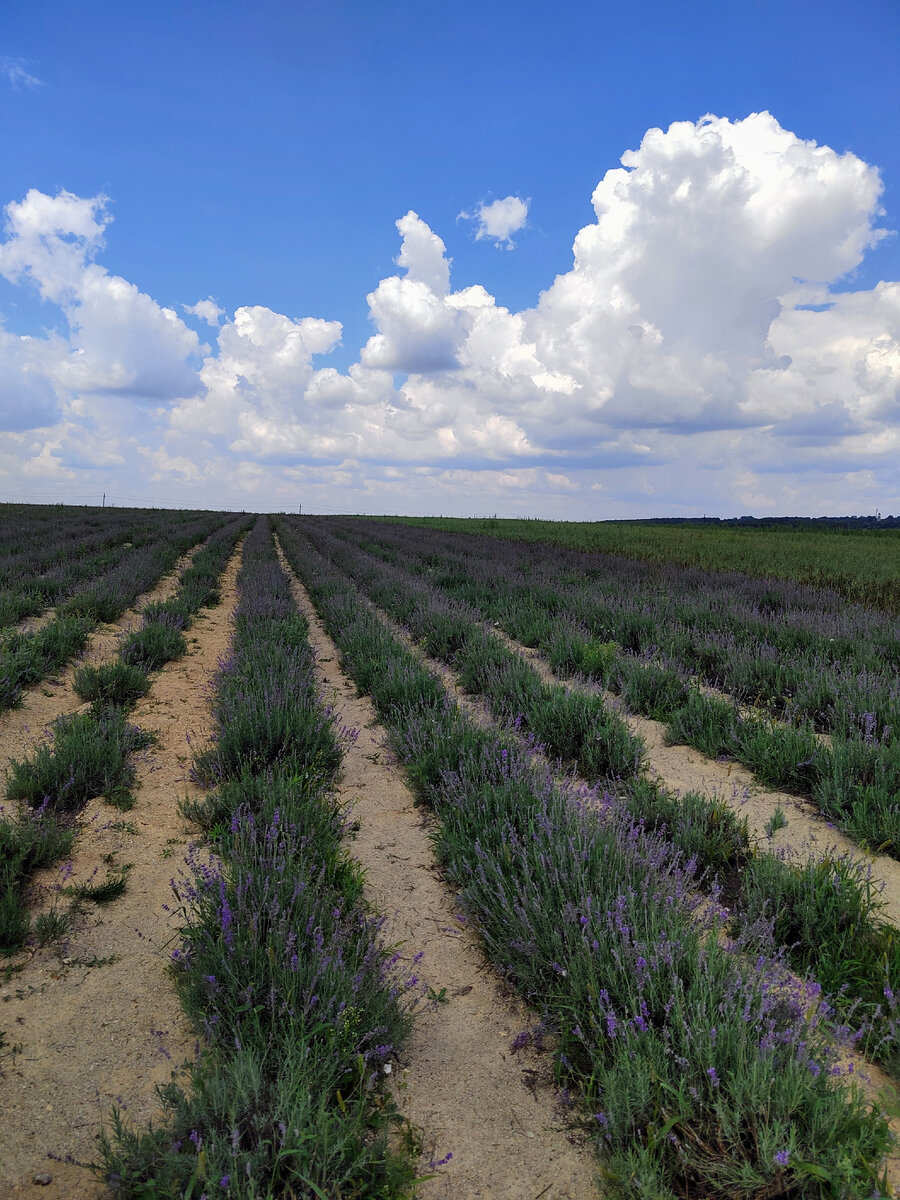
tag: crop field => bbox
[2,506,900,1199]
[387,516,900,615]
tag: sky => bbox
[1,0,898,518]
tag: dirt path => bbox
[277,549,599,1199]
[14,607,57,637]
[0,546,242,1198]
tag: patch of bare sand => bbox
[13,608,57,637]
[0,545,242,1198]
[278,552,599,1200]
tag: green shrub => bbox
[74,661,150,711]
[120,623,187,671]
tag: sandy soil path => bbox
[277,545,599,1200]
[0,545,242,1198]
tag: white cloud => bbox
[0,189,206,404]
[459,195,530,248]
[0,325,64,430]
[170,305,342,453]
[394,211,451,296]
[0,113,897,515]
[0,189,111,303]
[1,57,43,91]
[183,297,224,326]
[140,445,206,483]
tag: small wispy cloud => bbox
[458,195,530,249]
[1,56,44,91]
[183,297,224,326]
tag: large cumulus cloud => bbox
[0,189,206,413]
[0,112,897,514]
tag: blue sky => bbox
[1,0,898,516]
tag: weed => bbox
[0,813,74,953]
[765,805,788,837]
[109,820,138,835]
[71,867,130,905]
[33,907,72,946]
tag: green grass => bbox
[70,867,130,905]
[0,812,75,952]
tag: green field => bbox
[386,517,900,613]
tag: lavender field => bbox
[2,507,900,1199]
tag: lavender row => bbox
[95,517,418,1198]
[0,512,231,714]
[327,517,900,741]
[1,516,250,955]
[322,519,900,860]
[275,517,894,1200]
[0,505,227,628]
[285,517,900,1066]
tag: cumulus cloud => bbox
[0,189,206,402]
[0,325,64,430]
[528,112,889,432]
[360,211,465,373]
[0,189,111,303]
[0,112,897,515]
[171,305,343,454]
[459,195,530,248]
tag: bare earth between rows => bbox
[0,546,242,1198]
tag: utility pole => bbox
[298,502,302,515]
[102,492,105,508]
